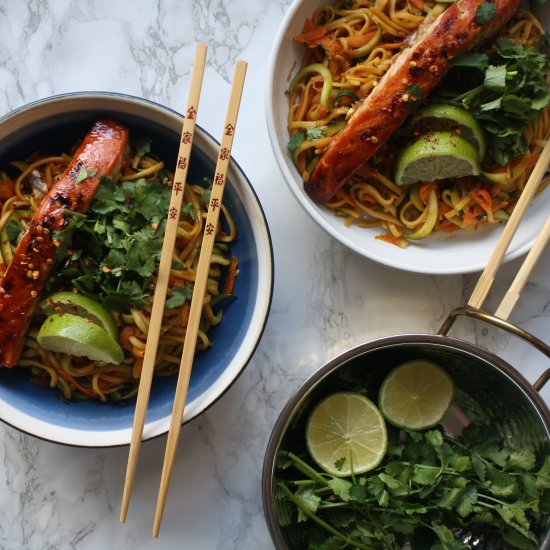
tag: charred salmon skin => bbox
[0,118,129,367]
[306,0,520,203]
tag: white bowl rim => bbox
[0,91,275,447]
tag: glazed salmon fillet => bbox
[306,0,520,203]
[0,118,129,367]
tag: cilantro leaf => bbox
[306,127,325,140]
[5,219,23,243]
[475,2,496,24]
[484,64,507,90]
[132,137,152,157]
[295,487,321,522]
[181,202,196,220]
[327,477,352,501]
[288,131,305,151]
[403,84,424,109]
[75,166,97,185]
[165,285,193,309]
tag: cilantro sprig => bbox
[276,424,550,549]
[444,38,549,166]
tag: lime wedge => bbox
[37,313,124,364]
[305,392,387,476]
[379,359,454,430]
[411,104,487,159]
[39,291,118,340]
[394,131,481,187]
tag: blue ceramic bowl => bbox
[0,92,273,446]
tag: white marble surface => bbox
[0,1,549,549]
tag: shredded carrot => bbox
[527,154,540,169]
[57,370,97,397]
[375,233,402,245]
[119,326,141,348]
[438,202,453,215]
[294,19,331,46]
[168,275,186,288]
[462,210,477,227]
[438,219,460,232]
[224,256,239,295]
[345,31,377,48]
[333,188,356,207]
[379,42,403,49]
[408,0,425,10]
[179,302,190,327]
[470,189,493,214]
[419,182,436,204]
[0,175,15,200]
[133,358,144,379]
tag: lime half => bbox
[379,359,454,430]
[411,104,487,159]
[37,313,124,364]
[305,392,387,476]
[395,131,481,186]
[39,291,118,340]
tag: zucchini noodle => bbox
[0,136,239,401]
[288,1,550,246]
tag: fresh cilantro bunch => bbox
[52,176,172,310]
[276,425,550,549]
[446,38,549,166]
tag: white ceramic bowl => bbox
[0,92,273,447]
[266,0,550,274]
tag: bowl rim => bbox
[262,332,550,547]
[265,0,549,275]
[0,91,275,447]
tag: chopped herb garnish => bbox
[475,2,496,24]
[132,137,152,157]
[181,202,196,219]
[5,219,23,243]
[306,127,325,140]
[447,38,550,165]
[403,84,424,109]
[288,131,305,151]
[49,176,172,310]
[165,285,193,309]
[75,166,97,185]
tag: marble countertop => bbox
[0,1,549,549]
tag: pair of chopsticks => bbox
[468,138,550,319]
[119,43,247,536]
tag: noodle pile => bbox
[288,0,550,246]
[0,136,238,401]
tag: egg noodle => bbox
[0,138,238,401]
[288,1,550,246]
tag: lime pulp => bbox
[378,359,454,430]
[305,392,387,476]
[394,131,481,187]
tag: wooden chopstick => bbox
[120,43,208,524]
[495,213,550,320]
[151,59,247,538]
[468,138,550,310]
